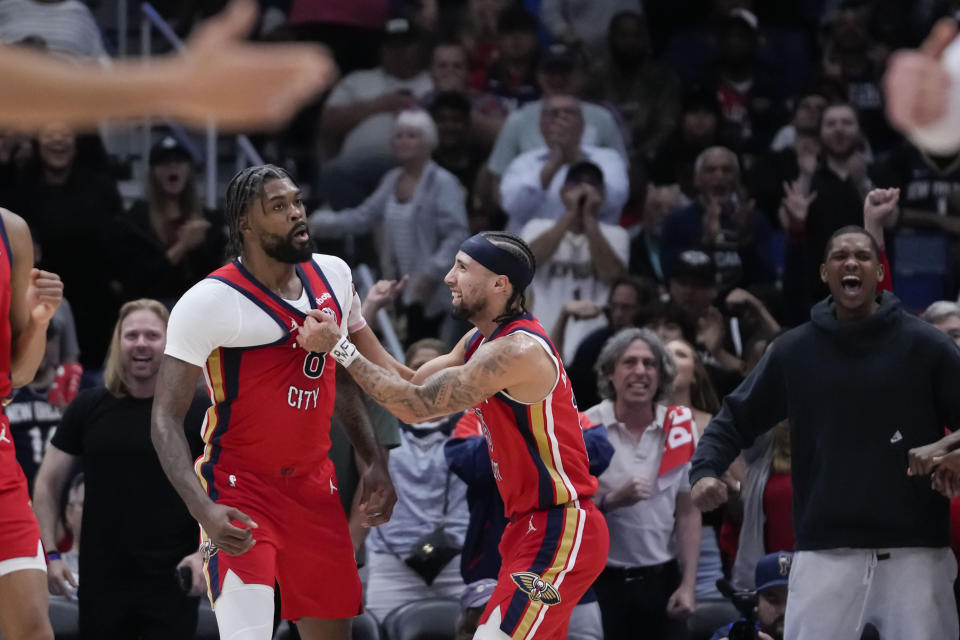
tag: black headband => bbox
[460,234,534,290]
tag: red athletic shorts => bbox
[0,416,42,565]
[198,456,361,621]
[480,499,609,639]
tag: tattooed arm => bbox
[152,355,258,555]
[300,312,554,423]
[334,366,396,525]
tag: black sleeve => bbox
[689,342,788,486]
[50,389,98,455]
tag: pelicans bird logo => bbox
[510,572,561,605]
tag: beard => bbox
[450,295,485,322]
[261,227,314,264]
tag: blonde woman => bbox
[33,299,208,640]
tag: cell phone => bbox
[176,565,193,593]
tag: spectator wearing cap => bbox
[319,17,433,208]
[661,146,775,292]
[586,328,701,640]
[478,5,541,111]
[519,160,630,361]
[540,0,643,62]
[499,95,629,233]
[111,136,226,308]
[311,110,470,344]
[486,41,627,185]
[583,10,682,160]
[709,552,792,640]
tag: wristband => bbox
[331,336,359,367]
[46,552,61,562]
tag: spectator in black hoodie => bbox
[689,225,960,640]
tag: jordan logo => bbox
[527,516,537,535]
[329,478,338,494]
[0,426,8,443]
[890,430,903,444]
[290,318,300,331]
[229,474,237,487]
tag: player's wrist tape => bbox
[331,336,359,367]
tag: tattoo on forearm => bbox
[334,367,380,464]
[347,338,519,422]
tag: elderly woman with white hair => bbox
[310,109,470,342]
[922,300,960,347]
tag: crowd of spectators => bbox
[9,1,960,639]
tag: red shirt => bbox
[763,471,795,553]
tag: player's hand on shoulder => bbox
[296,308,341,353]
[691,476,729,512]
[198,503,258,556]
[357,460,397,528]
[27,268,62,325]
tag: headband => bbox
[460,234,534,290]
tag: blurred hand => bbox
[608,475,654,509]
[702,197,723,242]
[666,584,695,618]
[563,299,602,320]
[179,218,212,250]
[176,551,207,596]
[697,306,725,355]
[357,460,397,528]
[908,439,954,477]
[781,180,817,225]
[374,90,417,114]
[46,557,77,597]
[931,466,960,498]
[691,477,729,511]
[363,276,407,314]
[885,18,957,131]
[863,188,900,228]
[26,268,62,326]
[725,288,760,312]
[170,0,337,130]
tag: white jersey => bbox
[165,254,366,367]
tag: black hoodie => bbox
[690,292,960,550]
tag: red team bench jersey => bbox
[165,255,365,477]
[463,313,597,519]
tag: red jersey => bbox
[194,260,342,486]
[464,313,597,519]
[0,215,17,491]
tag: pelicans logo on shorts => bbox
[510,572,561,605]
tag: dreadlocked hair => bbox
[480,231,536,324]
[223,164,295,259]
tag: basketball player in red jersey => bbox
[299,231,610,640]
[151,165,401,640]
[0,208,64,640]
